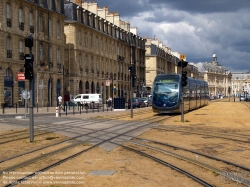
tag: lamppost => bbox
[110,73,116,108]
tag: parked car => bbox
[240,96,246,101]
[141,97,152,107]
[128,98,147,109]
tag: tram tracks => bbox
[0,115,173,186]
[153,125,250,144]
[117,137,250,186]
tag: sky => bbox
[95,0,250,73]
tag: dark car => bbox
[128,98,147,109]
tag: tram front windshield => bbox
[153,75,179,104]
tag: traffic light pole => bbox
[181,69,184,122]
[130,71,133,118]
[29,46,34,142]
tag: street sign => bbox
[17,72,25,81]
[22,90,30,99]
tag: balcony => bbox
[19,52,24,60]
[7,18,11,27]
[19,22,24,31]
[30,26,34,34]
[7,50,12,58]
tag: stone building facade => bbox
[0,0,65,107]
[231,71,250,96]
[196,54,232,97]
[64,0,146,101]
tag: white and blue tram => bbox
[152,74,209,114]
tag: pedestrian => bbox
[58,95,64,111]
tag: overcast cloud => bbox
[96,0,250,72]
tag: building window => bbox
[19,8,24,30]
[49,46,52,66]
[39,0,43,6]
[96,58,99,72]
[79,54,82,71]
[19,40,24,60]
[95,37,98,49]
[7,37,12,58]
[78,30,81,45]
[47,0,51,9]
[84,32,87,46]
[57,49,60,65]
[39,44,44,65]
[6,4,12,27]
[56,21,60,38]
[84,55,88,71]
[49,19,52,36]
[39,15,43,32]
[91,56,94,72]
[29,12,34,33]
[90,34,93,48]
[55,0,60,12]
[77,6,81,22]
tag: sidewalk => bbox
[0,104,117,115]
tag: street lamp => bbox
[110,73,116,108]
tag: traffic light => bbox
[128,66,133,72]
[24,54,34,80]
[132,75,136,88]
[25,35,33,48]
[177,60,188,68]
[181,71,188,87]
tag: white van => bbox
[73,94,103,108]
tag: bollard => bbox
[16,103,17,114]
[47,103,49,112]
[80,104,81,114]
[37,104,38,113]
[56,107,59,117]
[73,105,75,115]
[2,103,5,114]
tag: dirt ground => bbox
[1,99,250,187]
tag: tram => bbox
[152,74,209,114]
